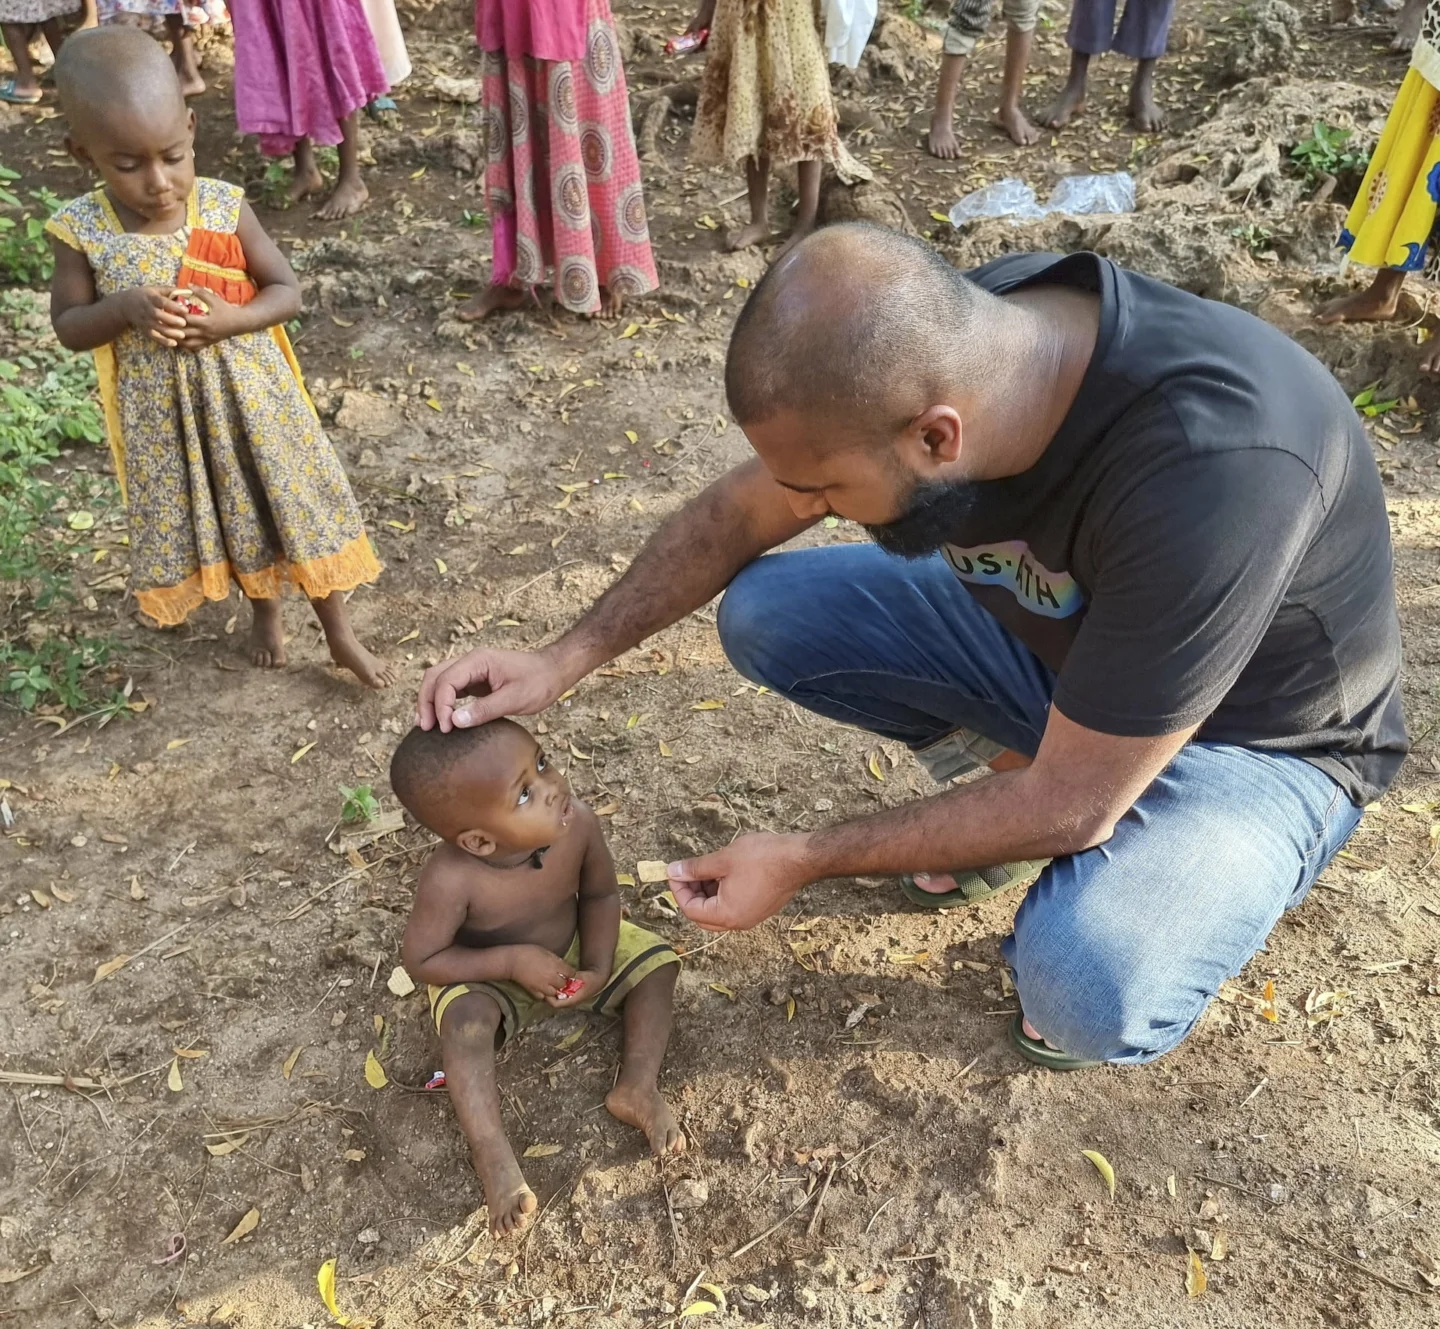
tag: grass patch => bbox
[0,164,61,287]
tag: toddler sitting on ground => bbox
[390,718,685,1236]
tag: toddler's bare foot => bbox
[726,219,772,251]
[248,600,287,669]
[1040,84,1085,129]
[473,1151,538,1236]
[1316,284,1403,324]
[457,284,528,321]
[316,177,369,221]
[606,1081,686,1155]
[996,104,1040,146]
[288,163,325,204]
[1392,0,1424,49]
[1421,339,1440,375]
[928,112,961,160]
[327,631,397,689]
[598,286,624,319]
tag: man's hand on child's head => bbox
[508,943,577,1000]
[416,645,571,731]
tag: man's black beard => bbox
[863,476,979,559]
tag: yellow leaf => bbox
[556,484,587,495]
[166,738,191,750]
[52,886,75,903]
[885,949,929,965]
[1081,1149,1115,1200]
[785,995,796,1022]
[1166,1173,1176,1198]
[680,1303,717,1319]
[691,700,725,711]
[385,520,416,533]
[698,1285,728,1313]
[173,1047,207,1059]
[637,860,670,884]
[387,966,415,997]
[1211,1231,1228,1261]
[554,492,574,511]
[867,751,885,782]
[410,166,427,179]
[603,471,628,480]
[506,545,528,556]
[317,1257,351,1325]
[344,1149,366,1162]
[523,1143,562,1158]
[555,1025,586,1051]
[426,398,443,412]
[93,548,107,563]
[330,315,354,328]
[616,872,636,887]
[364,1050,388,1089]
[709,983,737,1001]
[658,739,673,757]
[696,214,719,230]
[736,277,751,289]
[291,742,317,764]
[283,1046,303,1079]
[496,618,521,627]
[373,1014,384,1036]
[67,510,95,530]
[568,742,591,761]
[92,955,129,983]
[624,429,638,444]
[167,1058,184,1092]
[206,1134,249,1157]
[31,889,51,909]
[619,323,640,339]
[396,628,419,644]
[456,362,474,375]
[222,1208,260,1245]
[434,557,448,574]
[627,713,641,728]
[929,210,951,223]
[1186,1250,1207,1297]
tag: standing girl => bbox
[0,0,79,104]
[96,0,223,98]
[228,0,389,219]
[686,0,870,252]
[48,28,395,686]
[458,0,657,320]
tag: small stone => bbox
[70,834,87,848]
[741,1285,770,1304]
[1269,1183,1288,1203]
[670,1178,709,1211]
[357,1227,380,1244]
[335,390,401,438]
[797,1288,820,1310]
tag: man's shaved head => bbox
[55,27,185,137]
[724,224,998,441]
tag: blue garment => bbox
[718,543,1362,1065]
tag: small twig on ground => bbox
[90,922,189,985]
[1280,1228,1431,1297]
[662,1176,682,1269]
[864,1196,894,1235]
[680,1267,706,1306]
[1192,1173,1280,1203]
[805,1160,838,1237]
[502,560,580,609]
[1239,1076,1268,1109]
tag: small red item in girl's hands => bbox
[173,291,209,317]
[665,28,708,55]
[558,976,585,999]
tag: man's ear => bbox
[455,828,497,859]
[63,134,95,171]
[906,404,962,469]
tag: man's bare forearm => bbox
[799,768,1104,881]
[546,457,813,682]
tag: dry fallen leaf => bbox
[1186,1250,1207,1297]
[698,1284,728,1312]
[0,1265,43,1285]
[317,1257,351,1325]
[373,1014,384,1036]
[523,1143,562,1158]
[615,872,636,887]
[785,995,796,1022]
[555,1025,586,1051]
[691,699,725,711]
[709,983,737,1000]
[636,860,670,884]
[206,1134,249,1157]
[1166,1173,1177,1199]
[173,1047,207,1059]
[93,954,129,983]
[166,738,191,751]
[30,889,51,909]
[386,965,415,997]
[1211,1231,1229,1261]
[364,1050,388,1089]
[867,751,885,782]
[221,1208,260,1245]
[1081,1149,1116,1200]
[167,1058,184,1092]
[434,557,448,574]
[291,742,317,764]
[679,1302,717,1319]
[51,886,75,903]
[1260,978,1279,1022]
[283,1046,303,1079]
[658,739,673,758]
[343,1149,366,1162]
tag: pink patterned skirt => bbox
[480,0,657,313]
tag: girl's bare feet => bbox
[288,164,326,203]
[1128,60,1165,133]
[1040,78,1086,128]
[247,598,287,668]
[598,286,624,319]
[1392,0,1425,50]
[457,284,528,321]
[165,17,205,97]
[316,177,369,221]
[995,104,1040,146]
[928,112,961,160]
[310,591,397,688]
[605,1081,686,1155]
[1316,270,1405,324]
[726,219,772,251]
[1421,338,1440,374]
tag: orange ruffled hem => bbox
[135,534,383,627]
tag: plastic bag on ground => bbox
[948,172,1135,227]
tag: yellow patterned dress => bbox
[45,178,381,627]
[1339,1,1440,278]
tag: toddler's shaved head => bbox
[55,27,186,139]
[390,719,527,839]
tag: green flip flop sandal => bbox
[898,859,1049,909]
[1009,1013,1101,1071]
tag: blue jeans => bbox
[717,545,1363,1065]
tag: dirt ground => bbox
[3,1,1440,1326]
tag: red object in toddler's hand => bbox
[176,295,209,317]
[558,976,585,999]
[665,28,708,54]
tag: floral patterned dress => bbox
[46,178,381,627]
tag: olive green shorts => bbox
[427,920,680,1047]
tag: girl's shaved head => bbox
[55,27,186,138]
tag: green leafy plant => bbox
[1289,122,1367,190]
[459,209,487,229]
[340,783,381,823]
[1351,382,1400,418]
[1230,222,1273,254]
[1,635,113,712]
[0,168,62,286]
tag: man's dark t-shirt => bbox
[946,252,1407,806]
